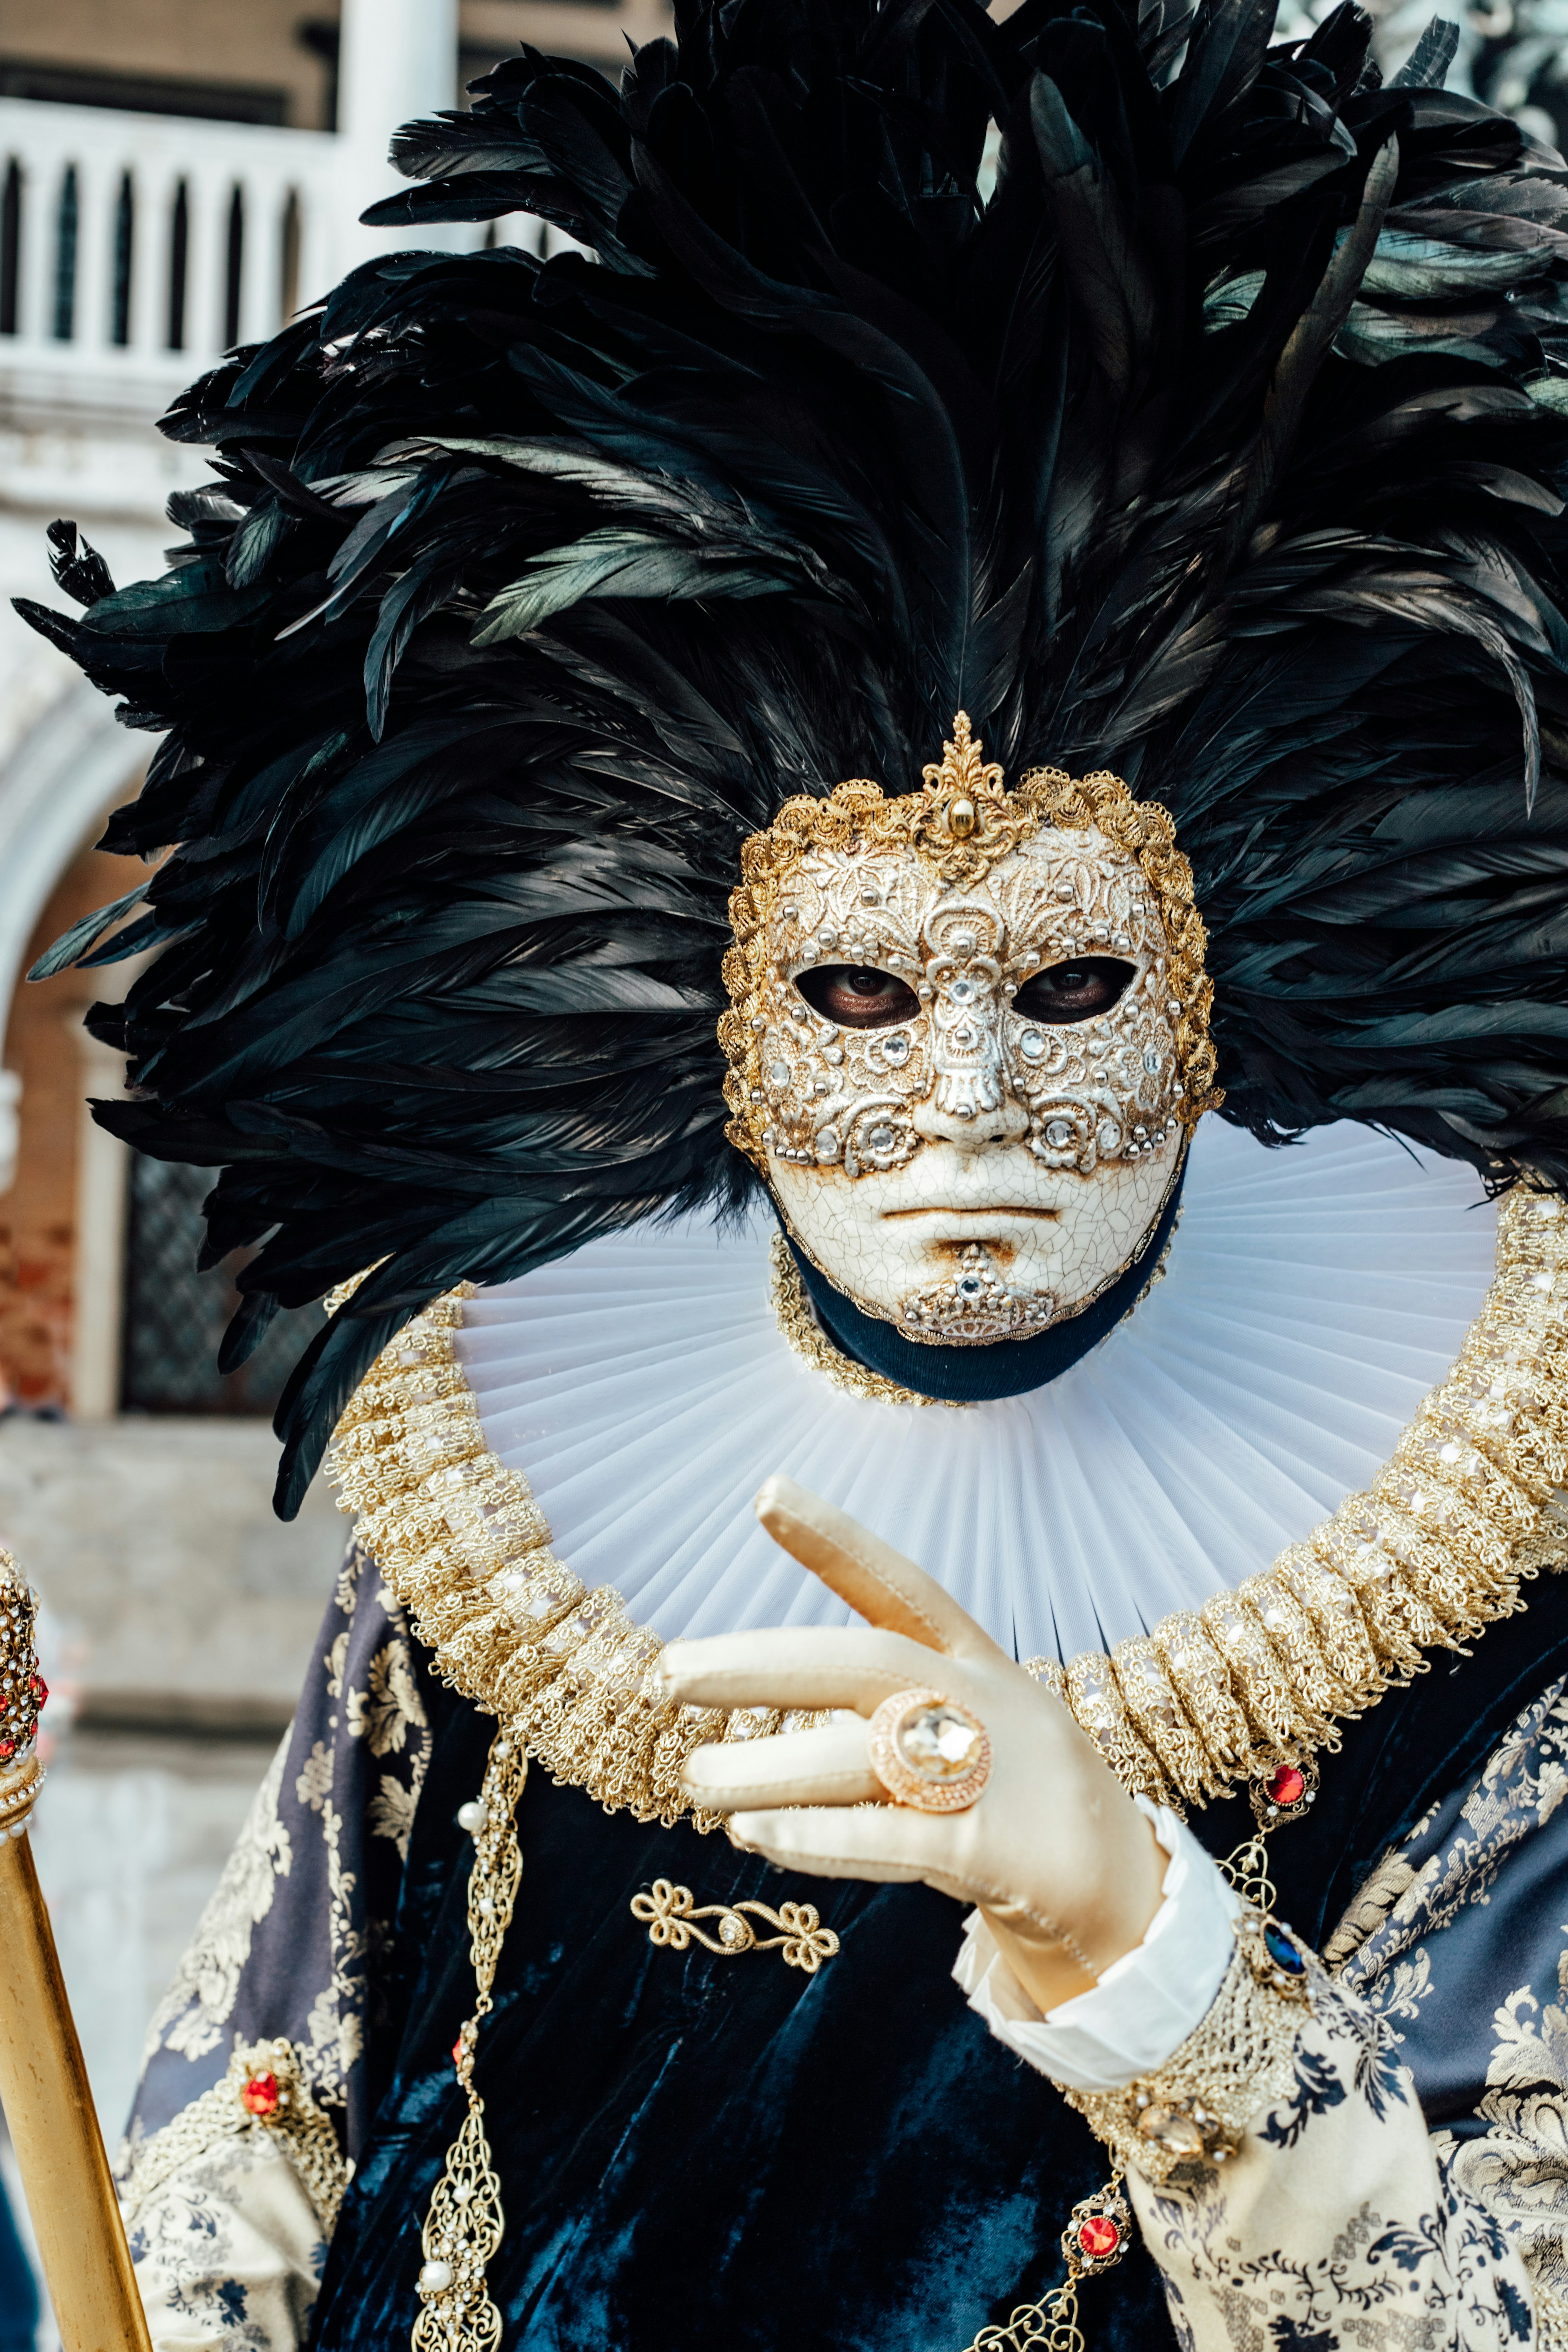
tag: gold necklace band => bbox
[324,1189,1568,1824]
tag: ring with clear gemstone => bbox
[866,1686,992,1812]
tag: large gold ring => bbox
[866,1687,992,1813]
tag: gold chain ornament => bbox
[412,1728,529,2352]
[963,2176,1132,2352]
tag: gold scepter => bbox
[0,1546,152,2352]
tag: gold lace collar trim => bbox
[324,1192,1568,1826]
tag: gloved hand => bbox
[666,1474,1167,2013]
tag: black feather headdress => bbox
[21,0,1568,1515]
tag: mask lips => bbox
[778,1147,1189,1404]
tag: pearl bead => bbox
[419,2259,454,2294]
[456,1800,489,1834]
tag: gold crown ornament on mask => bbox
[718,714,1222,1182]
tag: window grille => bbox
[120,1156,325,1417]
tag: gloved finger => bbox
[664,1624,962,1715]
[728,1797,962,1889]
[755,1476,1010,1666]
[682,1721,880,1810]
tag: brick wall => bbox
[0,801,144,1405]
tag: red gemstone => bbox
[0,1742,14,1764]
[1265,1764,1305,1809]
[28,1676,46,1707]
[452,2039,464,2072]
[240,2072,280,2118]
[1078,2215,1121,2260]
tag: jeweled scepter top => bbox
[0,1550,46,1833]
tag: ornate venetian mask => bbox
[720,718,1219,1345]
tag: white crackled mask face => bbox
[720,718,1216,1344]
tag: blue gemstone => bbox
[1264,1923,1305,1975]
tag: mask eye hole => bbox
[1013,958,1135,1026]
[795,964,922,1030]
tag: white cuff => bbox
[951,1797,1241,2091]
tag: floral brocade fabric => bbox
[124,1544,432,2157]
[119,1545,432,2350]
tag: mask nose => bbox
[913,1091,1030,1148]
[912,973,1029,1149]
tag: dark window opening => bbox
[120,1157,325,1417]
[223,184,244,350]
[111,171,133,345]
[52,163,76,340]
[279,187,301,324]
[295,20,339,132]
[0,160,19,336]
[0,59,289,126]
[167,180,187,351]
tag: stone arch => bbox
[0,681,148,1069]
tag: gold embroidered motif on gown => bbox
[324,1191,1568,1825]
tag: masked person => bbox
[24,1,1568,2344]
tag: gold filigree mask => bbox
[719,717,1221,1344]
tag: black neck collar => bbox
[784,1156,1187,1403]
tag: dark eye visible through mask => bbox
[795,966,921,1028]
[1011,959,1135,1025]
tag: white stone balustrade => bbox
[0,98,344,403]
[0,65,556,423]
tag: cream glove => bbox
[666,1475,1167,2011]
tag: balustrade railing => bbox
[0,98,550,405]
[0,99,346,392]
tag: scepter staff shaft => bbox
[0,1556,152,2352]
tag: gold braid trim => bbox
[324,1191,1568,1828]
[767,1230,943,1407]
[1533,2279,1568,2352]
[118,2038,347,2233]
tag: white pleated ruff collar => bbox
[455,1121,1497,1664]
